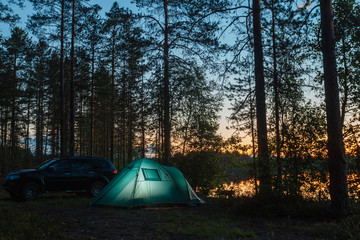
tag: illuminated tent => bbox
[91,158,204,207]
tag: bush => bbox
[171,151,228,195]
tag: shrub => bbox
[171,151,228,195]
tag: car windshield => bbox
[36,159,59,170]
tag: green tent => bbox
[91,158,204,207]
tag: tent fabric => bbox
[91,158,204,207]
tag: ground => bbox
[0,190,346,240]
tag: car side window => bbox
[92,160,110,169]
[71,162,92,171]
[51,160,72,172]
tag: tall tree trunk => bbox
[163,0,171,164]
[79,93,83,155]
[2,110,8,175]
[43,129,48,159]
[140,77,146,158]
[272,0,282,192]
[51,87,56,157]
[25,97,31,168]
[110,26,116,163]
[1,108,4,175]
[182,106,192,154]
[121,80,126,166]
[103,114,107,157]
[340,37,348,126]
[60,0,66,157]
[320,0,350,215]
[249,76,258,195]
[117,133,121,168]
[127,96,133,162]
[94,113,97,156]
[90,39,95,157]
[36,76,43,163]
[158,101,164,158]
[252,0,271,196]
[56,122,60,156]
[10,52,17,171]
[43,115,48,161]
[69,0,76,156]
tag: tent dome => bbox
[91,158,204,207]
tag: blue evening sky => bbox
[0,0,137,36]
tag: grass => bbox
[2,188,360,240]
[218,194,332,219]
[0,207,69,240]
[0,190,89,240]
[307,207,360,240]
[220,195,360,240]
[157,210,256,239]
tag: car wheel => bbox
[22,182,41,200]
[89,181,105,197]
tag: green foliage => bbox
[274,102,328,197]
[172,151,229,195]
[0,207,68,240]
[172,65,223,153]
[344,122,360,161]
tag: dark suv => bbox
[2,157,117,200]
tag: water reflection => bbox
[210,174,360,201]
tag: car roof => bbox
[60,157,111,161]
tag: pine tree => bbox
[79,4,103,157]
[252,0,271,196]
[135,0,227,163]
[0,0,22,23]
[3,27,31,171]
[320,0,350,215]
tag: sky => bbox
[1,0,234,140]
[0,0,137,35]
